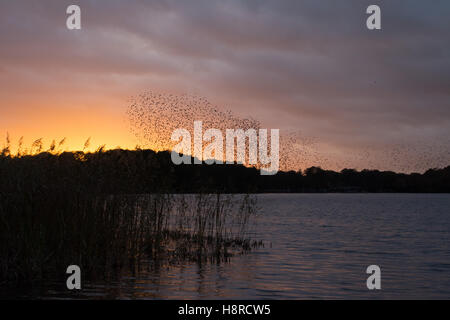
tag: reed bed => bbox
[0,137,259,286]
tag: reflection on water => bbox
[8,194,450,299]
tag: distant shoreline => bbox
[2,148,449,194]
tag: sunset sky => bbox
[1,0,449,172]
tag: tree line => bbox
[1,148,449,194]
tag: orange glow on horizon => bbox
[1,100,139,154]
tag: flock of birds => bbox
[126,91,316,171]
[126,91,450,173]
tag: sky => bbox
[1,0,449,172]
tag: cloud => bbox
[1,0,449,172]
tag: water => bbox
[12,194,450,299]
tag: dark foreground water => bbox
[12,194,450,299]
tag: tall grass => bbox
[0,136,258,285]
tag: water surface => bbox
[16,194,450,299]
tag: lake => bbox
[10,194,450,299]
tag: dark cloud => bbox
[1,0,449,172]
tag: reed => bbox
[0,136,258,285]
